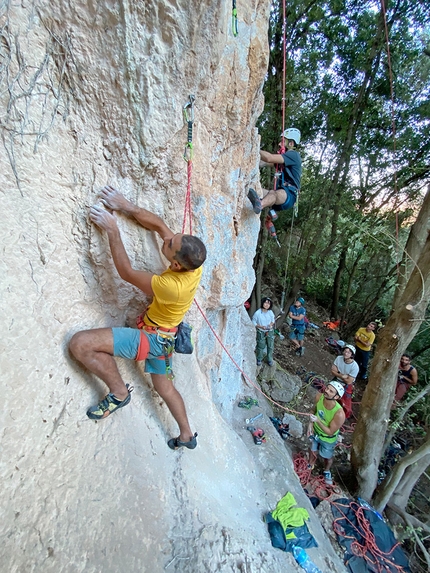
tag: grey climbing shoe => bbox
[247,188,262,214]
[168,432,198,450]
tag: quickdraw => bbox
[232,0,238,37]
[182,95,195,234]
[183,94,195,162]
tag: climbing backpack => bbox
[174,322,193,354]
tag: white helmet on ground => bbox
[328,381,345,398]
[344,344,356,356]
[280,128,301,145]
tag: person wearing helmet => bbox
[331,345,359,419]
[288,297,306,356]
[247,127,302,214]
[307,382,346,485]
[252,297,276,366]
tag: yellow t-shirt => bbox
[355,327,375,351]
[145,266,203,328]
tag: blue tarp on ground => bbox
[331,498,411,573]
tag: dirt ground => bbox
[270,300,360,489]
[261,299,430,573]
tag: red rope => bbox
[180,94,310,420]
[294,456,407,573]
[194,299,312,418]
[380,0,400,274]
[293,453,339,501]
[182,160,193,234]
[273,0,287,189]
[281,0,286,142]
[331,500,406,573]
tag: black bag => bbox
[174,322,193,354]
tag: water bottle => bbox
[292,546,323,573]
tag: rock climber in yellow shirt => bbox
[70,186,206,451]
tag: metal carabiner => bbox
[183,94,195,125]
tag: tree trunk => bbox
[392,185,430,309]
[351,231,430,500]
[386,453,430,515]
[331,246,347,319]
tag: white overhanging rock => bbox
[0,1,347,571]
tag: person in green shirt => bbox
[307,381,346,485]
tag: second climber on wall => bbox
[247,127,302,215]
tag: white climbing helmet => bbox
[328,381,345,398]
[280,128,301,145]
[343,344,356,356]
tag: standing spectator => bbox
[252,298,276,366]
[354,322,376,380]
[288,297,306,356]
[331,345,359,419]
[307,381,346,485]
[395,354,418,401]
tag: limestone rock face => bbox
[0,2,345,572]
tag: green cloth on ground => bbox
[271,492,310,539]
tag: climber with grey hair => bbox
[248,127,302,214]
[70,185,207,451]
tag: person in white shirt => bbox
[252,298,276,366]
[331,344,359,419]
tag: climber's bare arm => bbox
[90,205,154,295]
[99,185,174,240]
[260,150,285,164]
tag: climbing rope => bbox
[293,453,340,500]
[331,499,406,573]
[182,94,195,235]
[294,457,408,572]
[194,299,312,418]
[380,0,401,277]
[277,0,299,307]
[281,0,286,149]
[280,212,295,310]
[179,96,312,420]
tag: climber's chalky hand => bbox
[90,204,117,232]
[99,185,129,212]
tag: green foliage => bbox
[256,0,430,332]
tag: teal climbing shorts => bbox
[112,327,172,375]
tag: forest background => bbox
[253,0,430,568]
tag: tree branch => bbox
[383,383,430,452]
[374,434,430,513]
[387,502,430,534]
[387,504,430,569]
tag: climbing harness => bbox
[231,0,238,37]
